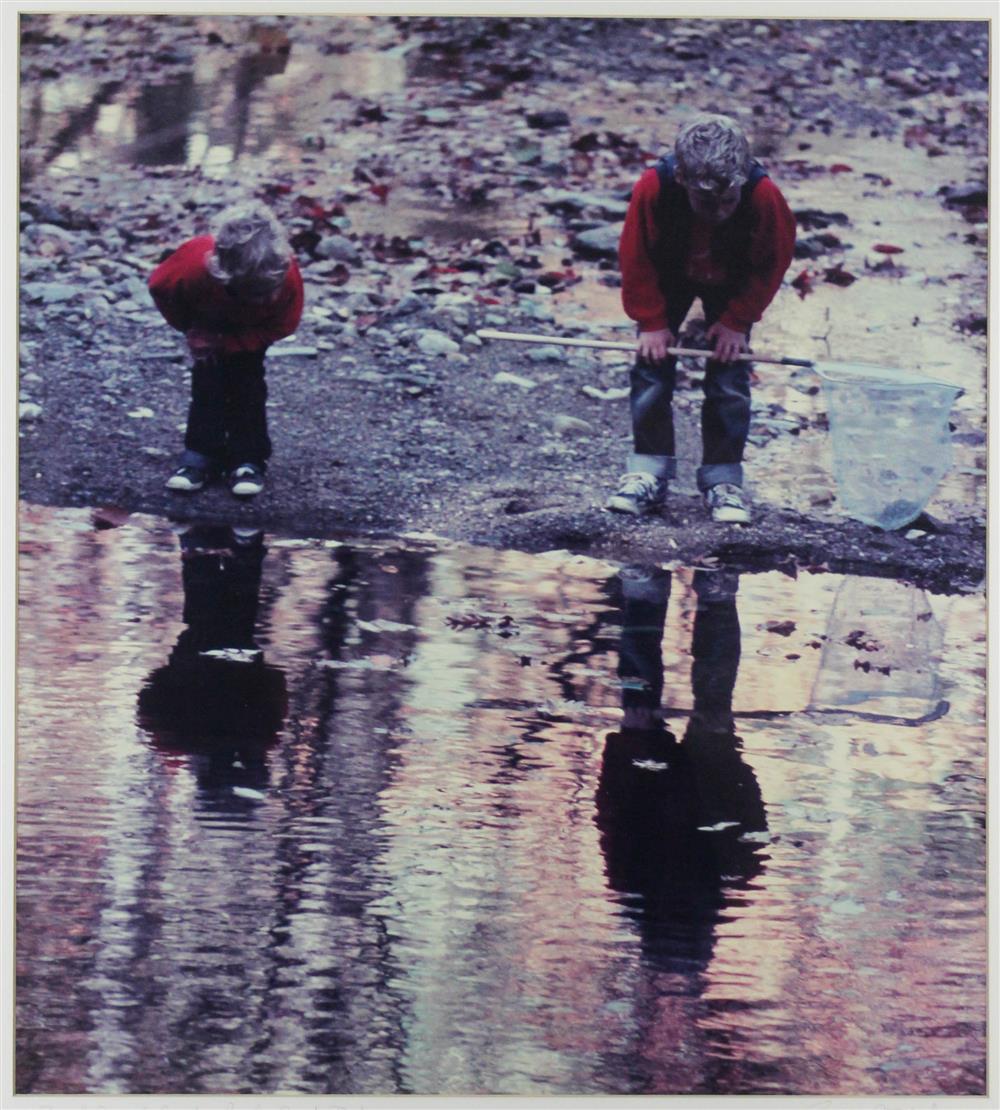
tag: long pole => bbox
[476,328,815,367]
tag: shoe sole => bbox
[231,483,263,497]
[165,479,204,492]
[711,507,751,523]
[606,497,664,515]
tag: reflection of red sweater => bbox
[619,168,796,334]
[148,235,304,354]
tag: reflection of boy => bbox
[149,202,304,498]
[610,115,796,523]
[136,526,287,797]
[595,566,766,969]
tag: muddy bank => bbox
[17,14,988,591]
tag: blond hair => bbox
[207,202,291,293]
[675,114,751,188]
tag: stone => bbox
[19,402,43,421]
[527,108,570,130]
[316,234,362,264]
[552,414,593,436]
[493,371,538,390]
[268,346,319,358]
[414,329,460,356]
[527,345,564,362]
[21,281,80,304]
[940,182,987,208]
[571,224,621,260]
[541,191,630,219]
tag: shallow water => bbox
[16,505,986,1096]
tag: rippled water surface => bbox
[16,505,986,1096]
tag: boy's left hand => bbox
[706,322,748,363]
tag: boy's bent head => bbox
[674,114,751,225]
[208,202,292,301]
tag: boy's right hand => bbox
[637,327,675,363]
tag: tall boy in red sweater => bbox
[149,202,304,498]
[610,115,795,523]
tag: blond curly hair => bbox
[675,114,752,189]
[207,202,292,295]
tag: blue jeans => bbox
[629,286,752,491]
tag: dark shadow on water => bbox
[136,525,287,808]
[594,567,767,980]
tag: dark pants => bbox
[182,351,271,472]
[630,285,752,491]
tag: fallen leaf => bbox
[761,620,797,636]
[823,262,856,287]
[872,243,905,254]
[791,269,814,299]
[829,163,854,173]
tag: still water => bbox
[16,505,986,1096]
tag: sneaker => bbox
[230,464,265,497]
[165,464,207,492]
[705,482,751,524]
[606,472,666,515]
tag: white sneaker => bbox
[606,472,666,515]
[705,482,751,523]
[230,464,265,497]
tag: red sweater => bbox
[619,167,796,334]
[148,234,304,354]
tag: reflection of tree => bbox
[595,568,767,977]
[27,79,124,180]
[132,72,197,165]
[136,525,287,806]
[227,52,289,161]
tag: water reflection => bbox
[15,507,987,1096]
[597,567,766,978]
[136,525,287,804]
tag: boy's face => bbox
[677,170,743,224]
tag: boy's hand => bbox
[186,329,221,357]
[707,322,748,363]
[637,327,676,363]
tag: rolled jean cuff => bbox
[628,453,676,480]
[697,462,743,491]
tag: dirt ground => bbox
[17,14,989,592]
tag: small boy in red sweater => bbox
[149,202,304,497]
[609,115,795,523]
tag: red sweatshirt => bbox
[148,234,304,355]
[619,167,796,334]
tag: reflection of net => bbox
[816,362,962,530]
[809,576,944,724]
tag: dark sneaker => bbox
[230,464,265,497]
[165,464,207,492]
[705,482,751,524]
[606,472,666,515]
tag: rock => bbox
[316,234,362,264]
[462,334,483,347]
[794,208,851,230]
[570,224,621,260]
[21,281,79,304]
[414,329,460,356]
[940,182,987,208]
[527,109,570,130]
[269,346,319,358]
[383,292,426,319]
[527,345,564,362]
[552,414,593,436]
[493,371,538,390]
[582,385,629,401]
[19,402,42,422]
[541,191,630,219]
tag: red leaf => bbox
[369,182,390,204]
[791,269,814,299]
[823,262,857,287]
[872,243,904,254]
[829,163,853,174]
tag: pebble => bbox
[316,234,362,264]
[493,371,538,390]
[552,414,593,437]
[415,329,460,356]
[571,224,621,260]
[19,403,42,422]
[268,346,319,358]
[526,345,564,362]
